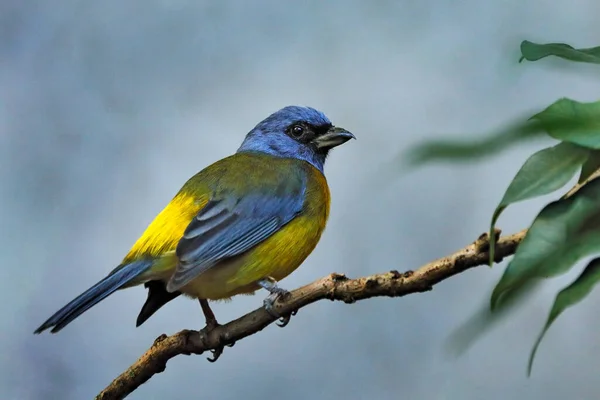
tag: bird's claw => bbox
[276,309,297,328]
[207,346,223,363]
[206,337,235,362]
[201,320,231,363]
[276,315,291,327]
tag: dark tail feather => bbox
[34,260,152,334]
[136,280,181,327]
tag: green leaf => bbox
[488,142,589,264]
[520,40,600,64]
[497,143,588,205]
[406,118,545,166]
[532,98,600,149]
[491,177,600,310]
[579,150,600,183]
[528,258,600,376]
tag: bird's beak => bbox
[312,126,356,149]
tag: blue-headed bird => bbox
[34,106,354,341]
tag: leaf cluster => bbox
[410,41,600,374]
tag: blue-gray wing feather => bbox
[166,180,306,292]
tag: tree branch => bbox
[95,229,526,400]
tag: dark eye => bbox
[290,124,304,138]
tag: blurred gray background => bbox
[3,1,600,399]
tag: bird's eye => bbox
[290,124,304,138]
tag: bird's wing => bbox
[166,173,306,292]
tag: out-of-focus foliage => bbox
[407,118,544,165]
[520,40,600,64]
[408,98,600,166]
[409,40,600,374]
[533,99,600,149]
[528,258,600,375]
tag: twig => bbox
[96,228,526,400]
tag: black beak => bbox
[312,126,356,150]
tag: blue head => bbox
[237,106,355,173]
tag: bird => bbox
[34,105,354,353]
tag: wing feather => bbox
[166,176,306,292]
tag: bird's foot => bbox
[258,278,293,324]
[198,299,234,362]
[200,320,235,362]
[263,289,289,317]
[199,319,222,363]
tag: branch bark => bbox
[95,229,526,400]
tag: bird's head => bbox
[237,106,355,172]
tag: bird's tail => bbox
[34,260,152,334]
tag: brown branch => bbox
[95,229,526,400]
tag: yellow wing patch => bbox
[123,192,209,263]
